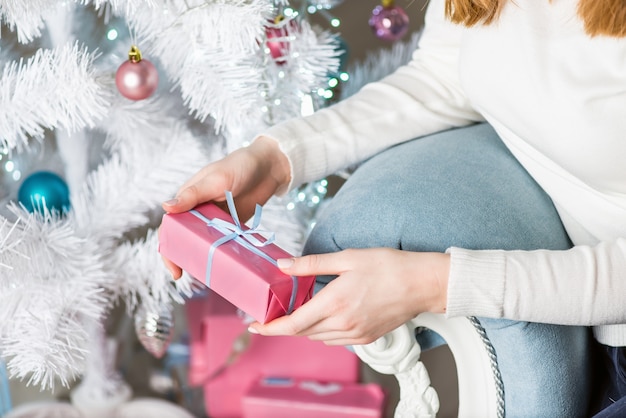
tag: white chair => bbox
[353,314,505,418]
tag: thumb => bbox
[162,181,227,214]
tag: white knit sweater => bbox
[260,0,626,346]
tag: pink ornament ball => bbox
[369,4,410,41]
[115,59,159,101]
[265,18,299,65]
[266,26,289,62]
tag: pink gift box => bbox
[186,290,361,418]
[159,200,315,324]
[242,377,386,418]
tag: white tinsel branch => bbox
[0,120,209,387]
[278,19,341,95]
[85,0,157,18]
[178,51,265,130]
[0,216,22,269]
[122,0,271,132]
[108,229,198,313]
[0,96,211,386]
[0,119,210,387]
[97,95,188,151]
[0,0,60,43]
[0,204,108,389]
[127,0,270,54]
[68,104,214,307]
[70,122,210,248]
[0,42,109,152]
[260,18,341,125]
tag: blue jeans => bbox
[591,344,626,417]
[303,123,591,417]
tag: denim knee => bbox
[478,317,591,417]
[305,123,571,257]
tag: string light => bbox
[283,7,298,17]
[1,151,21,183]
[106,28,118,41]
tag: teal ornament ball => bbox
[18,171,71,214]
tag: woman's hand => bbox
[248,248,450,346]
[160,136,291,279]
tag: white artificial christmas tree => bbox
[0,0,342,414]
[0,0,422,413]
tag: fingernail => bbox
[277,258,294,269]
[247,326,259,334]
[166,267,178,280]
[163,198,179,206]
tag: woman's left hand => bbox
[248,248,450,346]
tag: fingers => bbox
[277,251,355,277]
[158,225,183,279]
[248,280,348,338]
[311,336,375,346]
[247,252,354,336]
[163,175,229,214]
[249,314,380,346]
[161,143,281,216]
[161,255,182,279]
[249,298,327,337]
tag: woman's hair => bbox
[444,0,626,37]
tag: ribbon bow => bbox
[189,191,298,315]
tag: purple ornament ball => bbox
[115,59,159,101]
[369,4,410,41]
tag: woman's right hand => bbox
[160,135,291,278]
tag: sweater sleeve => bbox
[256,0,484,191]
[446,237,626,326]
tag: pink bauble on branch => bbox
[115,45,159,101]
[264,16,300,65]
[369,0,410,42]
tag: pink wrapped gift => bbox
[242,377,386,418]
[159,191,315,324]
[185,290,361,418]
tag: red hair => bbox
[445,0,626,37]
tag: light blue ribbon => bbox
[0,358,11,415]
[190,191,298,315]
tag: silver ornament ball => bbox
[134,304,174,359]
